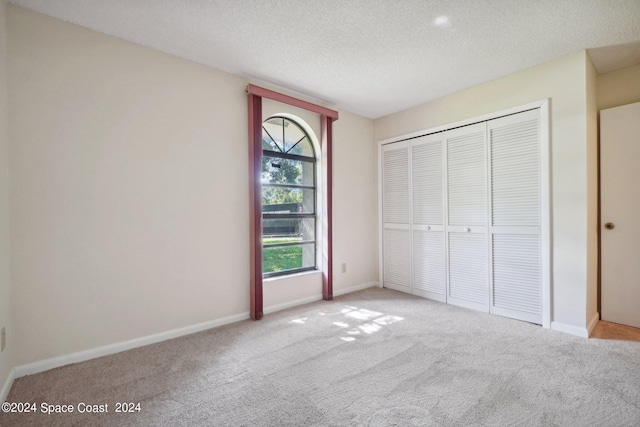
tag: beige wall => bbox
[7,6,376,366]
[586,54,599,328]
[0,0,13,388]
[332,111,378,290]
[597,63,640,111]
[375,51,592,330]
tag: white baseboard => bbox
[587,312,600,337]
[1,367,16,403]
[14,311,250,379]
[550,321,589,338]
[11,281,378,381]
[334,282,378,296]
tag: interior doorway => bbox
[600,101,640,329]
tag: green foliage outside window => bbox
[262,150,306,206]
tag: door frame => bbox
[377,99,551,328]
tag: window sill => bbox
[263,269,322,284]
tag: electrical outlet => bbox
[341,263,347,274]
[1,327,5,352]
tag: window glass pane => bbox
[263,217,315,274]
[263,118,284,152]
[262,156,314,186]
[263,217,315,239]
[262,133,280,152]
[263,244,315,274]
[288,136,314,157]
[283,121,306,153]
[262,187,315,214]
[262,117,315,157]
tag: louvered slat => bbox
[384,228,411,289]
[448,233,487,304]
[413,230,445,294]
[383,147,410,224]
[492,234,541,315]
[412,140,443,225]
[491,119,539,226]
[447,131,486,226]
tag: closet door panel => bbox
[448,232,488,308]
[491,114,540,227]
[413,229,446,301]
[492,234,541,323]
[382,143,411,293]
[383,145,410,224]
[411,135,446,300]
[445,123,489,312]
[412,137,443,225]
[384,227,411,292]
[488,109,542,324]
[447,128,486,227]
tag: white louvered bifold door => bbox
[411,134,446,301]
[445,123,489,312]
[488,109,542,324]
[382,142,411,293]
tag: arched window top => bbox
[262,116,315,158]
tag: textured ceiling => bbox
[9,0,640,119]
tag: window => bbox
[247,84,338,319]
[261,116,317,277]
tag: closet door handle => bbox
[464,227,471,232]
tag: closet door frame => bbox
[378,99,551,329]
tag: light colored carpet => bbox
[2,287,640,426]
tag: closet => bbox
[380,106,548,325]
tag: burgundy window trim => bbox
[321,115,333,301]
[247,85,338,320]
[247,84,339,120]
[248,93,263,320]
